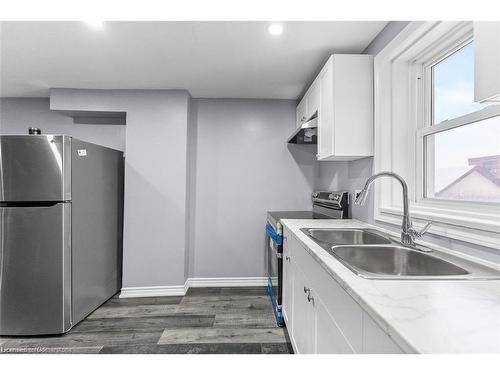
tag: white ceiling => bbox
[0,21,387,99]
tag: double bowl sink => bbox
[300,228,500,280]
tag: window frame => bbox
[415,27,500,211]
[373,21,500,249]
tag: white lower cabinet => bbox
[291,265,315,354]
[283,228,405,354]
[362,312,404,354]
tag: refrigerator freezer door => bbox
[0,135,71,202]
[0,203,71,335]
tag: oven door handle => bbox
[266,223,283,246]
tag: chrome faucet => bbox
[354,171,432,248]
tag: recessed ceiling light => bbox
[268,23,283,36]
[85,20,105,30]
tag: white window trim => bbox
[373,21,500,249]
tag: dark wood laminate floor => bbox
[0,287,293,354]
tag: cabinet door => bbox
[314,292,355,354]
[332,54,373,158]
[296,97,307,128]
[318,60,334,159]
[474,21,500,102]
[306,79,320,119]
[282,234,293,328]
[291,264,315,354]
[362,312,404,354]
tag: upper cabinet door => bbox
[318,59,334,160]
[296,97,307,128]
[474,22,500,103]
[306,79,320,120]
[329,54,374,160]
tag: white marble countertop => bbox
[281,218,500,353]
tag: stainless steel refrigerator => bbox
[0,135,124,335]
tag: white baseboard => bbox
[187,277,268,288]
[119,277,268,298]
[119,284,188,298]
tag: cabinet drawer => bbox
[292,236,363,352]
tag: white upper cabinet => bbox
[297,54,374,161]
[474,22,500,103]
[318,54,374,160]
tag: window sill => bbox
[376,205,500,249]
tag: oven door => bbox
[265,223,284,326]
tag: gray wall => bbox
[50,89,192,287]
[0,98,126,151]
[191,99,316,278]
[363,21,410,55]
[316,158,374,222]
[0,93,315,286]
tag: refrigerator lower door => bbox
[0,203,71,335]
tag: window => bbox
[421,40,500,204]
[373,21,500,249]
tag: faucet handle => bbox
[405,222,432,240]
[415,222,432,238]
